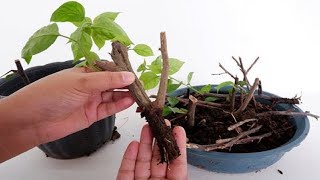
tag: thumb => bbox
[79,71,135,92]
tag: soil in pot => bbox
[168,90,296,153]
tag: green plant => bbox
[20,1,186,163]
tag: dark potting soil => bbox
[169,94,296,153]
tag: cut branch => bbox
[257,111,319,120]
[177,97,224,108]
[219,63,236,79]
[187,125,263,151]
[187,95,198,127]
[230,77,238,111]
[98,40,180,163]
[15,59,30,85]
[227,118,257,131]
[155,32,169,109]
[234,78,260,116]
[246,57,259,74]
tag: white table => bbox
[1,0,320,179]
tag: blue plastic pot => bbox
[0,61,115,159]
[169,85,310,173]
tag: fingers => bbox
[166,126,188,180]
[97,96,134,120]
[150,120,171,178]
[134,125,153,179]
[117,141,139,180]
[79,71,135,93]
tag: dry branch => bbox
[155,32,169,109]
[257,111,319,120]
[227,118,257,131]
[187,125,263,151]
[234,78,260,116]
[219,63,236,79]
[15,60,30,85]
[187,95,198,127]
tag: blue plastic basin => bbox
[169,85,310,173]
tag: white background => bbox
[0,0,320,179]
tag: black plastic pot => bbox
[0,61,115,159]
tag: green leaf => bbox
[169,107,188,114]
[167,79,181,93]
[137,59,147,72]
[95,12,120,21]
[21,23,59,64]
[163,106,173,116]
[187,72,194,84]
[70,27,92,61]
[169,58,184,75]
[92,13,133,47]
[86,51,100,65]
[238,81,247,87]
[149,56,162,74]
[50,1,85,22]
[216,81,234,93]
[72,17,92,29]
[133,44,154,57]
[205,97,219,102]
[199,84,212,94]
[167,97,179,107]
[139,71,160,90]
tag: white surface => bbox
[0,0,320,179]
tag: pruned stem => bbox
[257,111,319,120]
[230,77,238,111]
[155,32,169,109]
[187,125,263,151]
[234,78,260,116]
[246,57,259,74]
[219,63,236,79]
[258,80,262,95]
[15,59,30,85]
[227,118,257,131]
[187,95,198,127]
[177,97,224,108]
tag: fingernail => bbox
[122,72,135,83]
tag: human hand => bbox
[0,67,135,146]
[117,123,187,180]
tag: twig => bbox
[155,32,169,109]
[230,77,238,111]
[211,72,227,76]
[234,78,260,116]
[246,57,259,74]
[219,63,236,79]
[258,80,262,95]
[15,59,30,85]
[187,125,263,151]
[238,57,251,88]
[233,132,272,144]
[187,95,198,127]
[232,56,241,67]
[177,97,224,108]
[257,111,319,120]
[216,137,233,144]
[227,118,257,131]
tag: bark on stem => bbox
[234,78,260,116]
[257,111,319,120]
[187,95,198,127]
[97,41,180,163]
[15,59,30,85]
[155,32,169,109]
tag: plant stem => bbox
[234,78,260,116]
[155,32,169,109]
[15,60,30,85]
[257,111,319,120]
[187,95,198,127]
